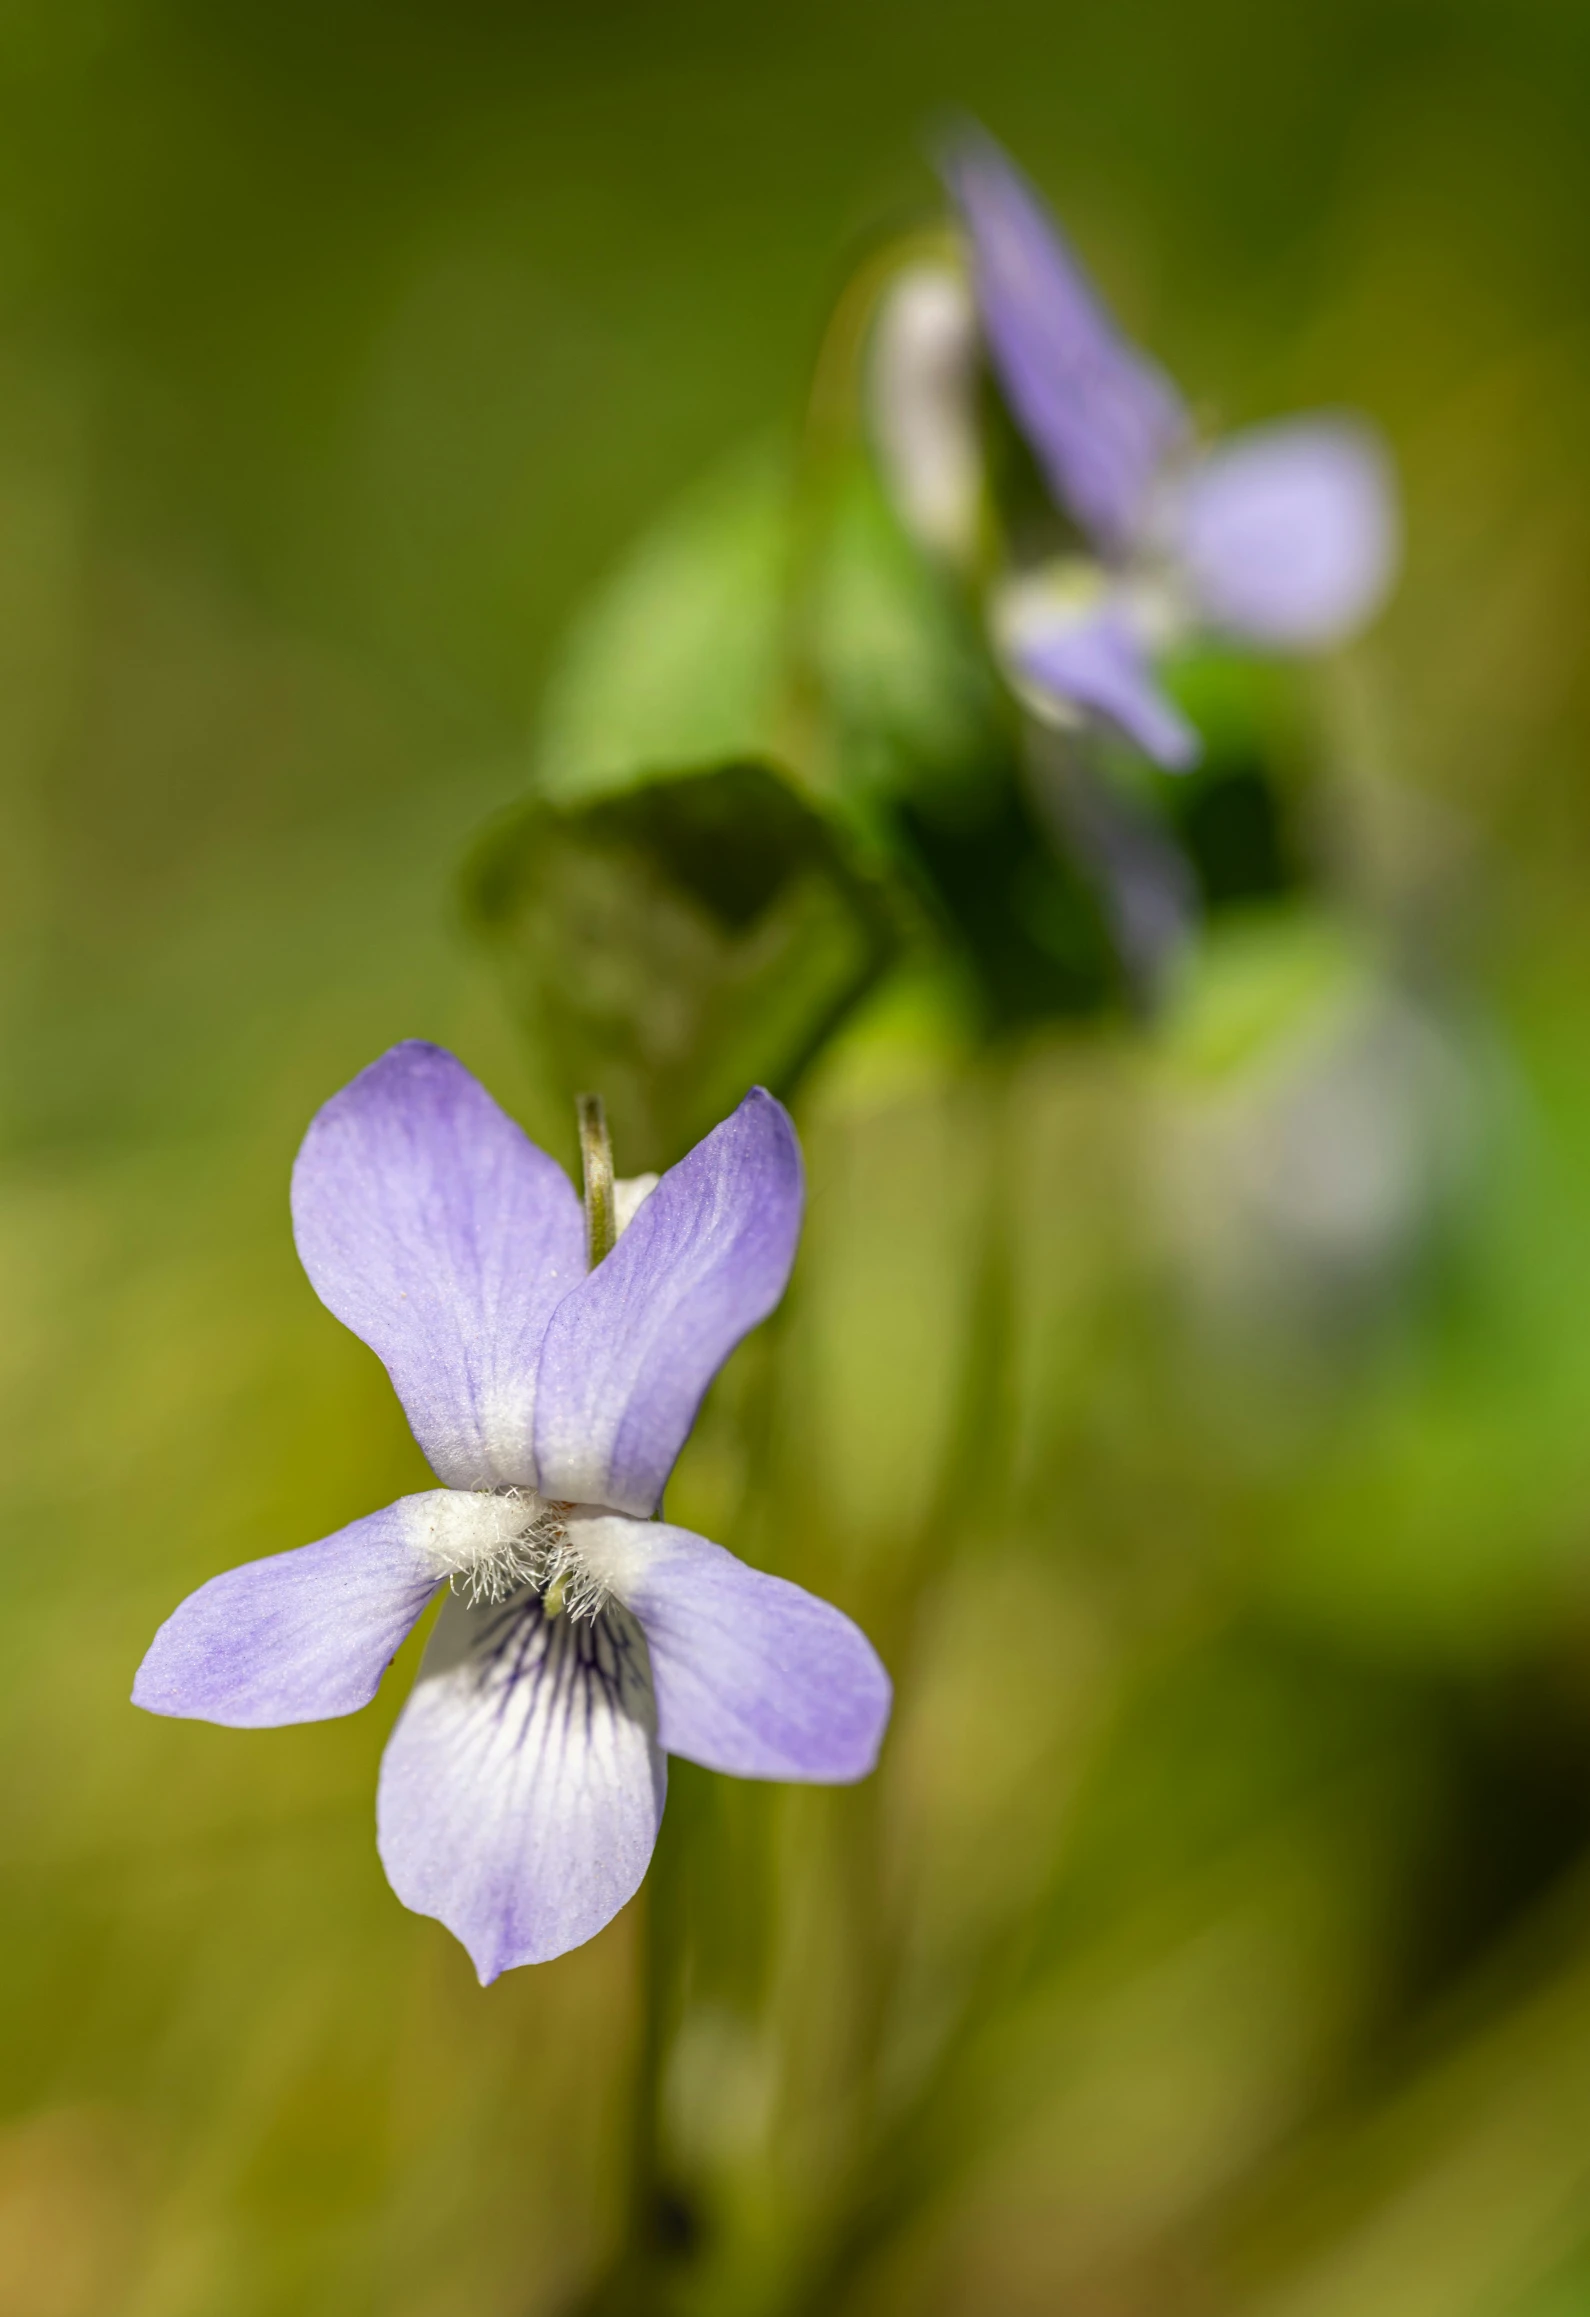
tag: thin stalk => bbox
[573,1085,669,2316]
[579,1093,617,1269]
[580,1900,666,2312]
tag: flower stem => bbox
[578,1093,617,1269]
[575,1811,688,2315]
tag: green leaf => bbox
[530,435,1009,825]
[799,455,1009,808]
[533,447,792,807]
[1159,905,1373,1083]
[465,760,900,1171]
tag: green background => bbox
[5,1,1590,2311]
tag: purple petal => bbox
[291,1042,585,1490]
[533,1089,802,1518]
[1172,417,1399,647]
[132,1496,442,1728]
[1027,739,1199,1000]
[594,1517,891,1782]
[377,1590,665,1981]
[944,130,1188,554]
[1015,602,1202,770]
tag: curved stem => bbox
[578,1093,617,1269]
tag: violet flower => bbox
[944,131,1399,768]
[134,1042,890,1982]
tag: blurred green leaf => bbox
[533,447,792,807]
[465,759,900,1170]
[1160,906,1374,1082]
[1153,646,1310,914]
[799,455,1009,807]
[531,431,1010,827]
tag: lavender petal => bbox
[533,1088,803,1517]
[132,1496,442,1727]
[1173,416,1399,647]
[585,1515,891,1782]
[1015,601,1202,770]
[944,129,1188,554]
[377,1589,665,1982]
[292,1042,585,1490]
[1026,732,1200,1003]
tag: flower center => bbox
[419,1488,615,1622]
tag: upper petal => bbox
[587,1515,891,1782]
[1171,417,1399,647]
[132,1496,443,1728]
[1012,599,1202,770]
[533,1089,803,1517]
[291,1042,585,1489]
[944,129,1189,554]
[376,1589,665,1982]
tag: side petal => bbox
[534,1088,802,1518]
[291,1042,585,1489]
[1014,601,1202,770]
[943,128,1188,554]
[377,1590,665,1982]
[132,1495,443,1728]
[587,1515,891,1783]
[1172,417,1399,647]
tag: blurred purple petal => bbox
[1026,733,1199,1002]
[1173,417,1398,646]
[600,1518,891,1781]
[132,1496,441,1728]
[1015,602,1202,770]
[944,130,1188,554]
[534,1089,803,1518]
[377,1589,665,1982]
[291,1042,584,1491]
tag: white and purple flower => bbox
[134,1042,890,1982]
[942,130,1400,768]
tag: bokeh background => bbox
[6,1,1590,2311]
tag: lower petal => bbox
[600,1517,892,1783]
[377,1589,665,1982]
[1014,602,1201,771]
[132,1496,443,1728]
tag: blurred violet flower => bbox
[134,1042,890,1982]
[1155,956,1475,1346]
[944,131,1399,768]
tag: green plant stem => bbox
[579,1092,617,1268]
[574,1834,680,2314]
